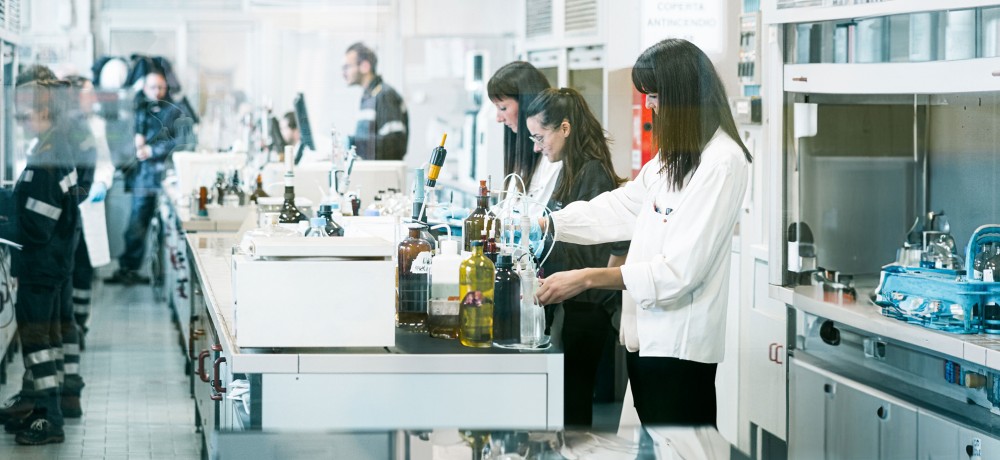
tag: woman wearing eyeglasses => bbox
[524,87,629,427]
[487,62,560,214]
[535,39,752,426]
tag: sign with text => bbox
[641,0,725,55]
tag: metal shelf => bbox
[783,57,1000,94]
[765,0,1000,25]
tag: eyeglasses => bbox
[529,132,547,144]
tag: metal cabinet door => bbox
[959,427,1000,460]
[917,410,960,460]
[788,358,828,459]
[826,377,881,460]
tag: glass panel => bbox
[983,7,1000,57]
[567,68,602,121]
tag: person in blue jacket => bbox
[106,69,185,284]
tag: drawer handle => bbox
[774,345,784,365]
[187,328,205,360]
[992,71,1000,77]
[876,406,887,420]
[197,350,211,383]
[792,76,808,82]
[768,343,777,362]
[211,356,227,401]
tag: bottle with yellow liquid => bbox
[459,240,495,347]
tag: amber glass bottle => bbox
[249,173,269,204]
[463,180,499,251]
[398,224,432,329]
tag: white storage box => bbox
[231,236,395,348]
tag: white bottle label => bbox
[985,269,995,283]
[412,252,433,274]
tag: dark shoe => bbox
[5,413,31,433]
[14,418,64,445]
[0,394,33,424]
[61,395,81,418]
[105,269,150,285]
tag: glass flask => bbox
[459,240,495,347]
[304,217,329,238]
[492,254,521,346]
[278,171,307,224]
[316,204,345,237]
[398,224,432,329]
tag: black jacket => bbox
[351,75,408,160]
[542,159,630,308]
[13,125,81,285]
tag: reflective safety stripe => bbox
[377,121,407,136]
[59,169,78,194]
[74,304,91,314]
[73,288,90,299]
[65,363,80,374]
[358,109,376,121]
[56,371,64,383]
[25,198,62,221]
[64,343,80,355]
[34,375,58,391]
[21,170,33,182]
[25,349,54,366]
[53,348,64,361]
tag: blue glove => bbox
[512,218,543,246]
[88,182,108,203]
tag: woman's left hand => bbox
[536,269,590,305]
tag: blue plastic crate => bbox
[875,225,1000,334]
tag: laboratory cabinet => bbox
[184,233,565,458]
[764,2,1000,459]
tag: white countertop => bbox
[789,284,1000,370]
[186,233,562,374]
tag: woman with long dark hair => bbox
[486,61,558,207]
[523,87,628,427]
[535,39,752,426]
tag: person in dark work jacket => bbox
[524,87,630,427]
[106,69,185,285]
[343,42,408,160]
[8,80,81,445]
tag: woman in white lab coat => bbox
[535,39,752,426]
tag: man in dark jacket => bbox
[6,80,80,445]
[106,70,184,284]
[343,42,408,160]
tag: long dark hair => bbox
[524,87,625,203]
[631,39,751,190]
[487,61,551,192]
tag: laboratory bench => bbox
[184,233,564,458]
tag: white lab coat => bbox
[550,129,748,363]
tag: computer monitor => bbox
[292,92,315,165]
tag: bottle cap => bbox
[407,222,426,230]
[310,217,326,227]
[318,204,333,214]
[497,254,513,267]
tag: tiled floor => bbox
[0,277,200,459]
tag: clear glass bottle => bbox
[984,246,1000,283]
[974,243,993,281]
[398,224,432,329]
[463,180,499,251]
[459,240,495,347]
[518,262,547,347]
[229,170,246,206]
[278,171,306,224]
[492,254,521,346]
[316,204,345,237]
[304,217,329,238]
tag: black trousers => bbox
[15,282,64,426]
[561,300,614,427]
[72,235,93,326]
[626,352,718,426]
[121,191,157,271]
